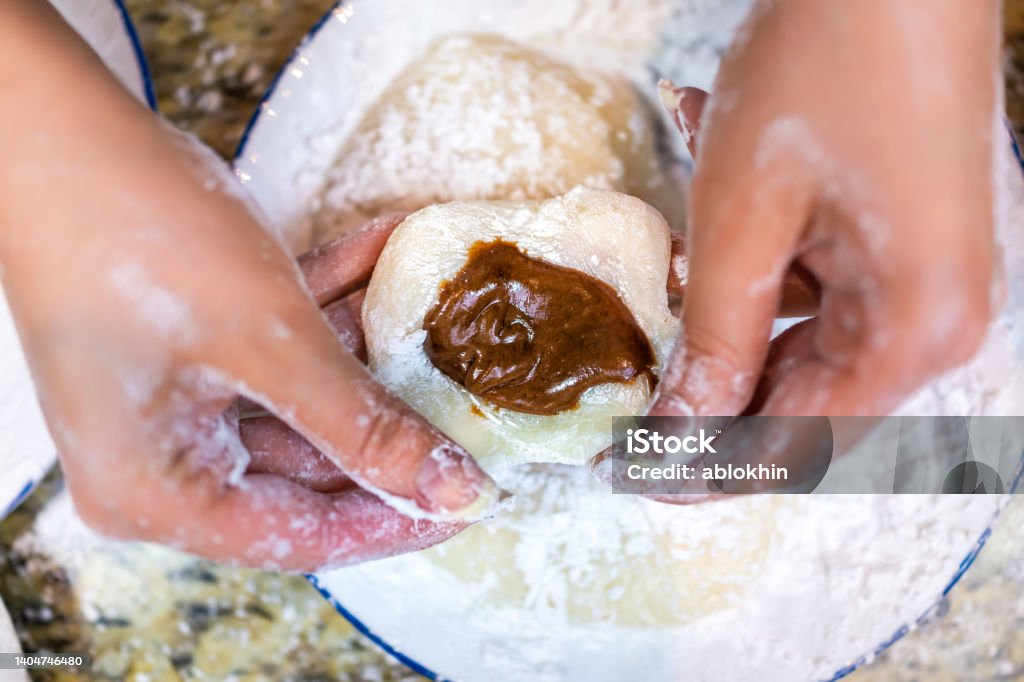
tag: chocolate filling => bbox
[423,240,656,415]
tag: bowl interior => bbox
[234,2,1024,680]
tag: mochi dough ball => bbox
[315,34,684,242]
[362,187,678,477]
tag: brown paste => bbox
[423,240,656,415]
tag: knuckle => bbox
[683,323,749,375]
[353,398,426,476]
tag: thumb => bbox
[211,297,501,521]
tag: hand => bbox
[0,1,497,570]
[651,0,1000,419]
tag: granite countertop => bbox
[2,2,1024,680]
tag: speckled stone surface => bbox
[1006,1,1024,143]
[1,2,1023,681]
[0,473,424,682]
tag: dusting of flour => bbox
[245,0,1024,680]
[308,3,1024,682]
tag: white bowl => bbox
[0,0,155,521]
[235,2,1024,680]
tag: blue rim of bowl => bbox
[235,4,1024,679]
[111,0,158,111]
[1,480,37,521]
[234,2,344,162]
[0,1,158,525]
[824,453,1024,682]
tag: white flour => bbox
[286,1,1024,680]
[321,469,1008,681]
[0,1,1012,681]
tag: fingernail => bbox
[589,450,614,485]
[657,79,692,143]
[657,78,682,109]
[416,444,508,520]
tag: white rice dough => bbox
[363,187,679,478]
[315,34,684,242]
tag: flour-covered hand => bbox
[652,0,1000,419]
[0,0,497,570]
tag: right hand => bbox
[651,0,999,421]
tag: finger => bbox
[667,233,820,317]
[658,82,820,321]
[745,318,818,415]
[752,234,991,418]
[298,213,406,306]
[240,415,353,493]
[599,323,823,505]
[667,232,687,298]
[61,385,466,571]
[756,296,988,418]
[323,289,367,362]
[650,161,812,416]
[778,263,821,318]
[236,287,367,494]
[199,478,467,571]
[658,81,708,159]
[69,460,465,571]
[210,305,503,521]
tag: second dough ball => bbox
[316,34,683,241]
